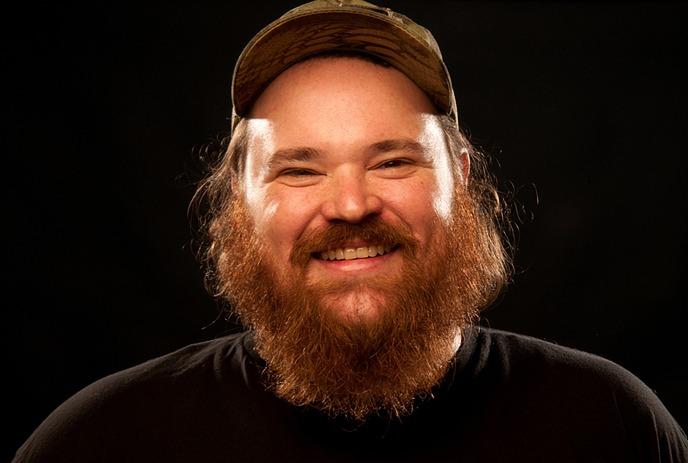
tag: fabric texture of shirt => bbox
[14,326,688,462]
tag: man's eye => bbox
[280,168,317,176]
[376,159,411,169]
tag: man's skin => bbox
[240,56,469,324]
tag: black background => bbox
[5,1,687,459]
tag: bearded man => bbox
[14,1,688,462]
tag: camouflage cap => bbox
[231,0,457,131]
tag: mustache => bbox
[290,219,420,268]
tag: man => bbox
[14,1,688,462]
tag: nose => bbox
[321,169,383,223]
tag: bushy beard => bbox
[213,188,499,421]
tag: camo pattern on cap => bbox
[231,0,457,130]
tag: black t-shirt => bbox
[13,327,688,462]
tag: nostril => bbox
[322,182,383,223]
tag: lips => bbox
[291,220,416,269]
[318,244,394,261]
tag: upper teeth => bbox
[319,245,392,261]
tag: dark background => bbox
[5,1,687,459]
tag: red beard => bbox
[211,188,503,421]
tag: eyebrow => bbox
[367,139,427,157]
[267,147,323,171]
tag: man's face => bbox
[241,57,462,324]
[213,56,501,420]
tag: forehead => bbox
[246,57,439,153]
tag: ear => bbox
[457,147,470,186]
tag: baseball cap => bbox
[231,0,457,131]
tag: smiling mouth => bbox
[315,244,396,261]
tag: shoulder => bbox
[73,330,255,401]
[13,331,256,462]
[480,327,663,409]
[481,328,637,380]
[476,328,688,461]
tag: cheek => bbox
[380,178,445,245]
[255,191,318,260]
